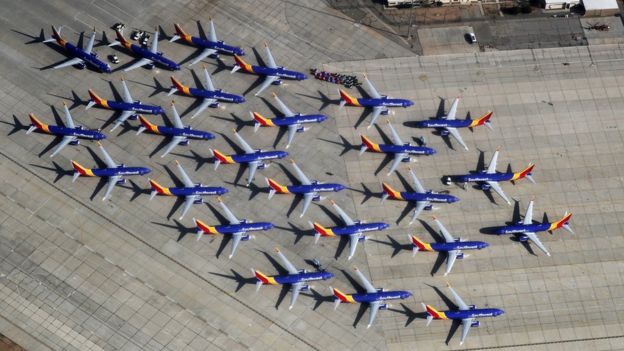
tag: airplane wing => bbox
[486,149,500,174]
[523,200,534,225]
[525,232,550,256]
[273,94,295,117]
[254,75,279,96]
[387,153,405,176]
[275,248,299,275]
[291,161,311,185]
[264,44,277,68]
[49,136,76,157]
[410,201,428,224]
[53,57,84,70]
[354,267,377,293]
[247,161,259,186]
[408,168,426,193]
[123,58,153,72]
[367,301,381,328]
[190,48,217,66]
[190,98,217,119]
[486,181,511,205]
[62,103,75,128]
[369,107,384,128]
[204,68,216,91]
[387,121,403,145]
[289,282,303,310]
[445,250,458,276]
[229,232,242,259]
[348,233,361,260]
[102,175,120,201]
[332,202,355,226]
[160,136,186,158]
[448,285,469,310]
[170,103,184,128]
[149,30,159,53]
[459,318,474,345]
[363,77,382,99]
[179,196,196,220]
[285,125,297,148]
[300,193,314,218]
[446,127,469,151]
[446,97,460,120]
[120,79,133,103]
[208,18,218,43]
[434,218,455,243]
[84,31,97,54]
[233,131,255,154]
[111,110,134,131]
[98,143,118,168]
[176,161,195,187]
[218,199,240,224]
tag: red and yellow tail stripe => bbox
[548,213,572,231]
[333,288,355,303]
[51,26,67,48]
[195,218,219,234]
[411,235,433,251]
[267,178,289,194]
[339,89,360,106]
[254,270,278,285]
[29,113,49,133]
[139,116,160,134]
[149,179,172,196]
[469,111,493,127]
[425,305,447,319]
[212,149,235,164]
[361,135,381,152]
[252,112,275,127]
[511,163,534,181]
[382,183,402,200]
[170,76,191,96]
[313,222,335,237]
[72,161,95,177]
[234,55,253,73]
[88,90,109,108]
[114,29,132,49]
[173,23,192,43]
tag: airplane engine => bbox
[116,178,126,185]
[300,285,310,292]
[69,140,80,146]
[146,63,155,70]
[193,198,204,205]
[258,163,267,170]
[156,51,163,56]
[401,157,411,162]
[480,184,491,191]
[440,130,450,137]
[468,304,476,310]
[296,126,305,133]
[424,205,433,211]
[377,288,386,293]
[456,252,464,260]
[358,235,367,242]
[271,80,282,86]
[471,320,480,327]
[129,114,139,120]
[179,139,189,146]
[209,102,220,108]
[379,303,389,310]
[518,234,529,242]
[75,62,86,70]
[312,195,321,201]
[242,234,251,241]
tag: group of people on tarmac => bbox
[310,68,361,88]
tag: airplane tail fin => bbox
[423,303,445,324]
[332,287,353,308]
[71,160,92,182]
[422,303,434,326]
[44,25,62,43]
[137,115,157,135]
[381,182,400,202]
[170,23,188,42]
[232,55,250,73]
[211,149,233,168]
[550,212,573,234]
[251,112,272,132]
[338,89,358,107]
[253,269,274,292]
[169,76,186,96]
[472,111,494,130]
[194,217,217,241]
[312,222,333,244]
[27,113,47,134]
[410,235,431,256]
[360,135,378,155]
[513,163,535,183]
[149,179,170,200]
[109,29,128,47]
[266,178,288,199]
[87,89,105,110]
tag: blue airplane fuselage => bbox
[250,65,306,81]
[357,97,413,108]
[430,241,489,252]
[378,143,436,156]
[495,223,551,235]
[215,222,274,235]
[270,114,327,127]
[272,271,334,285]
[128,43,180,70]
[61,42,112,73]
[188,86,245,104]
[154,126,215,140]
[105,100,164,115]
[414,119,474,128]
[352,290,412,303]
[399,191,459,203]
[190,36,245,56]
[330,222,390,236]
[168,186,228,197]
[443,308,504,320]
[286,183,345,195]
[455,171,514,183]
[91,166,151,178]
[47,125,106,140]
[231,151,288,164]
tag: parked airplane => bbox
[43,26,111,73]
[109,29,180,71]
[252,93,327,148]
[137,101,214,158]
[210,129,288,186]
[254,248,334,310]
[360,120,436,175]
[87,77,164,131]
[311,200,389,260]
[332,266,411,328]
[493,200,573,256]
[423,283,504,345]
[168,67,245,119]
[149,160,228,220]
[451,147,535,205]
[71,142,151,201]
[411,217,488,276]
[170,19,245,65]
[382,167,459,224]
[231,43,307,96]
[339,76,413,128]
[413,97,493,151]
[266,160,345,217]
[193,197,273,259]
[27,103,106,157]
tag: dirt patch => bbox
[0,334,26,351]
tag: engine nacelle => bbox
[296,126,305,133]
[271,79,282,86]
[456,252,464,260]
[312,195,321,202]
[180,139,190,146]
[471,320,480,327]
[76,62,86,70]
[258,163,267,170]
[242,234,251,241]
[379,303,388,310]
[69,140,80,146]
[358,235,367,242]
[209,102,220,108]
[300,285,310,292]
[380,109,390,116]
[518,234,529,242]
[376,288,385,293]
[145,63,155,70]
[129,114,139,120]
[239,219,248,224]
[481,184,491,191]
[116,178,126,185]
[440,130,450,137]
[468,304,476,310]
[401,157,411,163]
[193,198,204,205]
[424,204,433,211]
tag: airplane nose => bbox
[428,148,437,155]
[496,309,504,316]
[337,185,346,191]
[450,195,460,203]
[403,291,413,298]
[324,272,335,279]
[265,223,274,230]
[142,168,151,175]
[238,97,246,103]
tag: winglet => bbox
[496,145,501,151]
[274,247,280,253]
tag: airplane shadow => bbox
[369,235,410,258]
[387,303,428,327]
[151,220,195,242]
[29,161,71,183]
[209,269,255,293]
[317,135,356,157]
